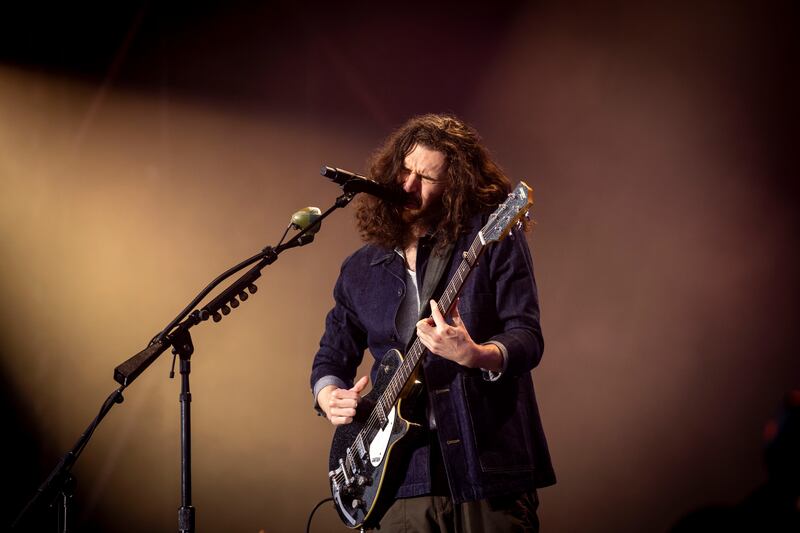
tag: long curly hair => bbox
[355,114,515,251]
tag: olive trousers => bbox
[378,491,540,533]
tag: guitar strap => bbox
[415,242,456,324]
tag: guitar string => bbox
[334,205,524,482]
[334,232,485,485]
[333,207,527,485]
[333,216,515,485]
[361,235,480,429]
[330,195,528,493]
[333,258,470,487]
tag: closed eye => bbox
[399,166,444,184]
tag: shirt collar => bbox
[368,231,438,267]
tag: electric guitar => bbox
[327,181,535,529]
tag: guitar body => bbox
[328,348,424,529]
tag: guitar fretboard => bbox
[367,230,485,430]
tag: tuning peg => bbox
[239,291,248,301]
[221,305,231,316]
[248,284,258,294]
[199,309,210,321]
[230,298,240,308]
[212,313,222,322]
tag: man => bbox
[311,114,555,531]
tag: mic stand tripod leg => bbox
[59,474,76,533]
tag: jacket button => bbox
[397,288,403,296]
[390,334,397,341]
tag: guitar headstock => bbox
[480,181,534,244]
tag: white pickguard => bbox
[369,406,396,466]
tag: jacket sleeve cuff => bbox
[480,340,508,382]
[312,375,348,416]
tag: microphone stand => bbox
[12,190,356,533]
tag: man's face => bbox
[398,144,448,226]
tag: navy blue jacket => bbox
[310,214,556,503]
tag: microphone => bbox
[320,166,408,205]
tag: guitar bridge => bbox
[339,458,352,486]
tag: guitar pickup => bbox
[345,448,360,475]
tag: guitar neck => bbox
[375,231,486,412]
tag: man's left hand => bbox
[416,299,502,371]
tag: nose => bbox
[402,172,421,193]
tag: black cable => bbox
[306,497,334,533]
[276,223,292,248]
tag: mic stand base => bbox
[178,506,195,533]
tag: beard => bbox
[400,195,444,235]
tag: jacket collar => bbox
[369,249,396,266]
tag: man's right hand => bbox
[318,376,369,426]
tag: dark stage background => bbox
[1,2,797,532]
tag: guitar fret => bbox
[376,401,387,426]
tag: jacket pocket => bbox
[462,373,536,472]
